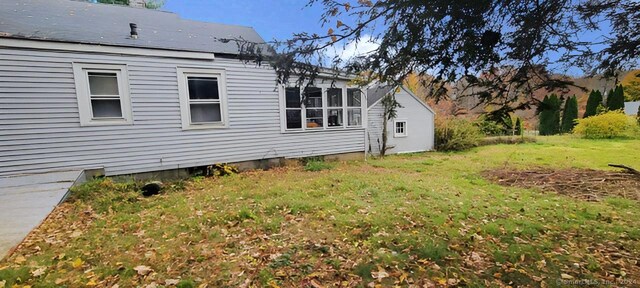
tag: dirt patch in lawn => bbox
[483,167,640,201]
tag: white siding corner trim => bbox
[176,67,229,130]
[72,62,133,126]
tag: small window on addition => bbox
[394,120,407,137]
[73,63,132,126]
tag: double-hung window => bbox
[285,87,303,129]
[282,85,364,131]
[73,63,132,126]
[347,88,362,127]
[177,68,228,130]
[304,87,323,129]
[326,88,344,127]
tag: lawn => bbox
[1,136,639,287]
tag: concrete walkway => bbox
[0,170,83,259]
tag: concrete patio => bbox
[0,170,83,259]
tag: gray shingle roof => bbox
[0,0,266,54]
[367,84,394,107]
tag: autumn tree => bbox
[584,90,603,118]
[561,95,579,133]
[622,71,640,101]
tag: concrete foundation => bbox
[107,151,365,182]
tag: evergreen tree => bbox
[515,118,523,135]
[584,90,603,118]
[561,95,579,133]
[606,85,625,111]
[539,94,561,135]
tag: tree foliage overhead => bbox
[233,0,639,114]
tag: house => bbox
[624,101,640,116]
[0,0,435,179]
[367,85,435,155]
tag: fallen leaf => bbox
[71,258,84,269]
[560,273,573,279]
[13,255,26,264]
[309,279,324,288]
[371,267,389,281]
[31,267,46,277]
[165,279,180,286]
[134,265,153,276]
[0,280,5,288]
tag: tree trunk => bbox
[381,115,388,157]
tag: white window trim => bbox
[72,63,133,126]
[177,67,229,130]
[394,119,408,138]
[278,84,366,133]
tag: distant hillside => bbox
[406,71,633,129]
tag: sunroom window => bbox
[304,87,323,129]
[347,88,362,127]
[327,88,343,127]
[282,86,364,131]
[285,87,303,129]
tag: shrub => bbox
[477,118,505,136]
[479,136,536,146]
[573,110,636,139]
[435,118,483,151]
[206,163,238,177]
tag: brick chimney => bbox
[129,0,146,8]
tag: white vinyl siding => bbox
[72,63,132,126]
[0,44,365,176]
[367,87,434,155]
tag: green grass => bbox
[1,135,639,287]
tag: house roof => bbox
[366,84,394,107]
[0,0,266,55]
[367,83,435,115]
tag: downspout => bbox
[364,89,368,162]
